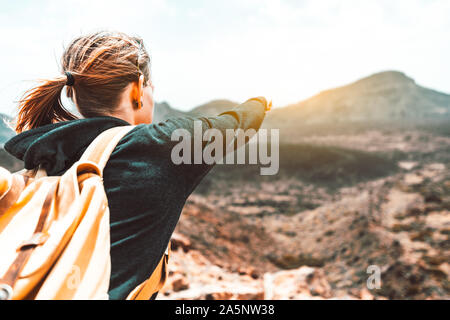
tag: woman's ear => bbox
[131,75,145,109]
[138,75,144,108]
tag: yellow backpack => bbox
[0,125,170,300]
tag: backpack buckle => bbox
[0,283,13,300]
[17,232,49,251]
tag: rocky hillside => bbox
[264,71,450,130]
[154,72,450,299]
[160,160,449,300]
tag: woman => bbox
[4,31,269,300]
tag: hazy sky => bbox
[0,0,449,115]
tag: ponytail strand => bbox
[15,77,78,133]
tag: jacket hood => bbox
[4,116,130,175]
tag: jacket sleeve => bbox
[137,96,268,195]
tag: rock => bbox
[391,223,414,232]
[398,161,418,171]
[207,290,264,300]
[171,233,191,252]
[162,284,264,300]
[360,288,375,300]
[264,267,332,299]
[159,245,264,300]
[227,205,276,216]
[237,266,260,279]
[426,163,446,171]
[424,193,442,203]
[268,253,324,269]
[423,255,447,266]
[409,228,433,242]
[203,288,264,300]
[172,275,190,292]
[403,174,424,187]
[249,267,261,279]
[205,292,233,300]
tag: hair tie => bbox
[65,71,75,86]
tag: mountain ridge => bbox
[153,70,450,128]
[1,70,449,144]
[263,71,450,130]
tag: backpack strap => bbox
[126,242,171,300]
[81,124,172,300]
[79,125,136,174]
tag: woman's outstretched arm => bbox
[153,96,267,139]
[133,96,269,194]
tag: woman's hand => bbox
[248,96,272,113]
[265,99,272,113]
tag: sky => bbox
[0,0,449,115]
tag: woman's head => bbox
[15,30,154,132]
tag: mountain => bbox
[154,71,450,135]
[153,99,238,122]
[2,70,449,143]
[0,113,23,171]
[152,101,188,123]
[0,113,15,145]
[190,99,238,116]
[264,71,450,131]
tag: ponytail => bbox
[15,76,78,133]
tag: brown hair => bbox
[14,30,151,133]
